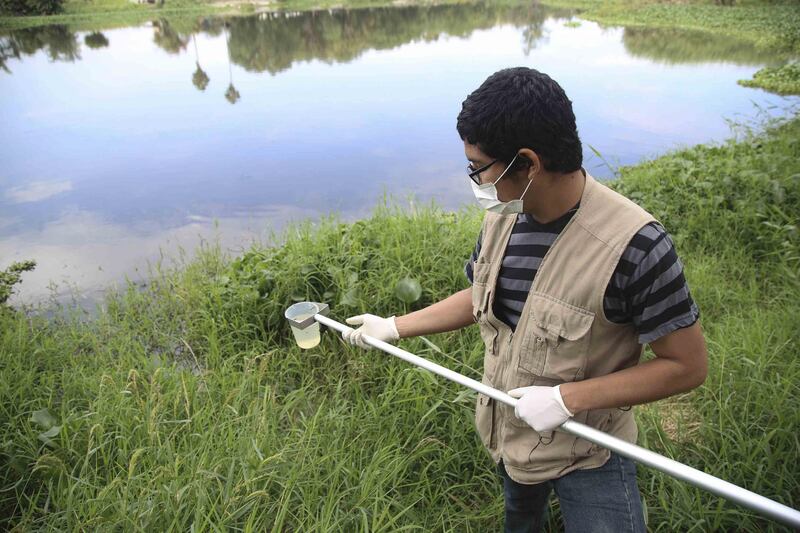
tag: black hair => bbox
[456,67,582,174]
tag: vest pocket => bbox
[571,408,614,459]
[475,376,496,450]
[472,261,499,382]
[518,294,595,382]
[470,260,492,321]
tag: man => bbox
[342,67,707,532]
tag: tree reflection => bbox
[84,31,109,49]
[224,83,240,104]
[1,5,782,80]
[223,23,240,104]
[224,4,550,75]
[622,27,783,66]
[191,35,209,91]
[152,19,188,54]
[0,24,79,73]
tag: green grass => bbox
[739,62,800,95]
[1,111,799,530]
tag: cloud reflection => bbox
[5,180,72,203]
[0,204,321,305]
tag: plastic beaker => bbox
[284,302,321,349]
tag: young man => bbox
[342,67,707,532]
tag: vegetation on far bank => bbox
[739,62,800,96]
[542,0,800,55]
[1,111,798,530]
[0,0,491,30]
[543,0,800,95]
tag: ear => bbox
[517,148,542,179]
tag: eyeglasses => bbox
[467,159,498,186]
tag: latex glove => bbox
[507,385,574,432]
[342,314,400,350]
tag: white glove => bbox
[507,385,574,432]
[342,314,400,350]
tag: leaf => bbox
[395,277,422,304]
[40,425,61,438]
[339,287,359,307]
[38,425,61,447]
[30,408,56,430]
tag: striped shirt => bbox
[465,205,699,344]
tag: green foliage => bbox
[221,203,480,345]
[395,277,423,304]
[0,0,62,16]
[609,115,800,288]
[739,62,800,95]
[0,260,36,306]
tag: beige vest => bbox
[472,173,655,484]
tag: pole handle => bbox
[314,313,800,529]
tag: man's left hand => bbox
[507,385,574,432]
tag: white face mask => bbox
[470,154,533,215]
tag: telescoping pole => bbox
[314,313,800,530]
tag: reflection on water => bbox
[1,3,556,74]
[0,3,797,305]
[622,27,784,66]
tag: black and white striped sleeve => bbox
[604,222,700,344]
[464,230,482,284]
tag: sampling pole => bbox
[312,312,800,530]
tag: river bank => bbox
[2,110,798,529]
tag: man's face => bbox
[463,141,528,202]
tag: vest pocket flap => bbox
[530,294,594,341]
[472,259,493,284]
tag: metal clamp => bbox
[286,302,329,329]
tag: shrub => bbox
[0,0,63,16]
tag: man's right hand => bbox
[342,314,400,350]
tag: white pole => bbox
[314,313,800,530]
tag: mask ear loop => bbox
[518,174,534,199]
[491,153,520,186]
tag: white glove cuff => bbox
[388,316,400,340]
[554,385,575,417]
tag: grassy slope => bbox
[1,115,798,530]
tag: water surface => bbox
[0,3,795,304]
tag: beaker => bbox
[284,302,321,349]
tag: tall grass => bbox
[1,114,798,531]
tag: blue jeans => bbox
[497,453,646,533]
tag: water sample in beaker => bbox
[285,302,321,349]
[291,312,320,349]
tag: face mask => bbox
[470,154,533,215]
